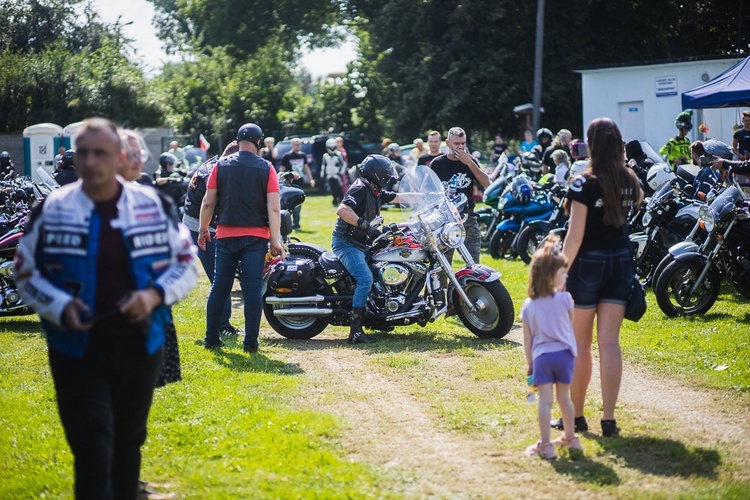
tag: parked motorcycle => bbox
[653,185,750,316]
[488,177,555,259]
[515,182,568,265]
[629,179,700,286]
[262,165,515,340]
[476,157,518,249]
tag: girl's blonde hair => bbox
[528,235,568,299]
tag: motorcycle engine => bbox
[0,261,15,279]
[729,254,750,298]
[370,262,426,313]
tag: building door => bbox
[618,101,645,141]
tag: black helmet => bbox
[159,152,177,169]
[237,123,263,148]
[359,154,398,189]
[59,149,76,170]
[536,128,553,142]
[0,151,10,166]
[13,189,28,204]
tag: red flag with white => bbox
[199,133,210,151]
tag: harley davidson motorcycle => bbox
[262,165,515,339]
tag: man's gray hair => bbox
[447,127,466,140]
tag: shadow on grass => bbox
[591,434,721,479]
[194,337,304,375]
[551,458,620,486]
[266,324,520,354]
[0,318,44,335]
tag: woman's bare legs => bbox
[596,302,625,421]
[570,307,595,418]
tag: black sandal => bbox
[550,416,588,432]
[601,419,620,437]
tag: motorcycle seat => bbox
[319,251,347,279]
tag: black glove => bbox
[366,225,382,241]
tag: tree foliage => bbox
[148,0,344,58]
[0,0,163,133]
[347,0,746,141]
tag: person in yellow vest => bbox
[660,110,693,167]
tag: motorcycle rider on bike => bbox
[154,152,184,203]
[0,151,15,179]
[322,138,347,205]
[332,154,409,344]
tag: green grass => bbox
[1,194,750,497]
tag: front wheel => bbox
[453,280,514,338]
[516,225,548,265]
[653,259,721,317]
[488,229,517,259]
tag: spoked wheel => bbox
[653,259,721,317]
[516,226,548,265]
[453,280,514,338]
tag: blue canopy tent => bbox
[682,56,750,109]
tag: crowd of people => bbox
[7,108,750,497]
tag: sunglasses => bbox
[126,149,149,163]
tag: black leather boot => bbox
[348,307,377,344]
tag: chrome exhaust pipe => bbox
[265,295,326,305]
[273,308,333,317]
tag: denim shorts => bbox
[533,349,575,385]
[566,247,634,308]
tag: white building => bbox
[575,56,745,150]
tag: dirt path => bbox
[263,321,750,498]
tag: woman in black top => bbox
[560,117,642,437]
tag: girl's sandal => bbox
[525,440,557,459]
[552,435,584,450]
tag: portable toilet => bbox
[63,121,85,149]
[23,123,64,181]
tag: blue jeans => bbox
[190,230,232,329]
[292,205,301,228]
[205,236,267,347]
[332,236,373,309]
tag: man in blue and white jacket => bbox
[15,117,197,499]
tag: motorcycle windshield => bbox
[709,186,741,214]
[646,180,675,210]
[398,165,463,241]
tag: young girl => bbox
[522,236,582,458]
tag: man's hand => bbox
[366,225,382,241]
[453,148,475,167]
[119,289,162,324]
[270,239,285,260]
[63,298,93,331]
[197,230,211,251]
[310,179,316,188]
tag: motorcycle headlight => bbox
[698,206,715,232]
[439,222,466,248]
[642,211,652,227]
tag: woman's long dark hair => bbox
[583,117,642,226]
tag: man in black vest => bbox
[198,123,284,352]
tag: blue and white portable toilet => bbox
[23,123,64,181]
[63,121,85,149]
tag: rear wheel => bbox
[453,280,514,338]
[263,299,329,339]
[653,259,721,317]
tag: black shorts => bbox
[566,248,634,308]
